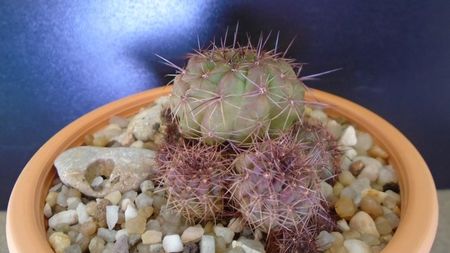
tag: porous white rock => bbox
[48,210,78,228]
[162,234,183,252]
[54,146,156,198]
[140,180,155,192]
[127,104,164,142]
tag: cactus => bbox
[156,138,233,224]
[167,35,306,144]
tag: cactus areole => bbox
[170,46,306,144]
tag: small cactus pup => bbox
[156,138,233,224]
[229,125,339,251]
[166,33,307,144]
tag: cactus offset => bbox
[168,35,306,144]
[156,139,233,224]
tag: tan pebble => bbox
[125,213,147,234]
[117,211,125,225]
[349,211,379,237]
[181,226,204,243]
[360,233,380,246]
[331,232,344,247]
[84,134,94,146]
[339,170,355,186]
[362,189,387,203]
[342,230,361,240]
[142,230,163,244]
[333,182,345,197]
[80,221,97,236]
[375,216,393,235]
[335,197,356,220]
[67,188,81,198]
[204,221,214,234]
[93,136,109,147]
[46,191,59,207]
[227,217,245,233]
[141,207,154,218]
[381,234,393,243]
[371,245,384,253]
[337,219,350,232]
[86,201,97,216]
[368,145,389,159]
[95,199,111,228]
[88,236,105,253]
[104,191,122,205]
[359,196,383,218]
[49,232,71,253]
[215,236,227,253]
[343,239,371,253]
[349,160,365,176]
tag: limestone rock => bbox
[55,146,156,197]
[200,235,215,253]
[162,234,184,252]
[127,104,164,142]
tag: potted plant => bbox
[7,38,438,253]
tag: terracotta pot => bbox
[7,86,438,253]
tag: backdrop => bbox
[1,0,450,209]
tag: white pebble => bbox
[135,193,154,209]
[149,243,164,253]
[97,228,117,242]
[337,219,350,232]
[200,235,216,253]
[233,238,265,253]
[320,181,333,201]
[56,186,69,207]
[49,182,63,192]
[115,229,129,241]
[125,204,138,221]
[315,231,335,251]
[349,211,380,237]
[354,131,373,154]
[326,119,343,138]
[310,109,328,123]
[214,225,235,244]
[181,226,204,243]
[122,191,138,201]
[105,191,122,205]
[343,239,371,253]
[76,203,91,224]
[67,197,81,210]
[121,198,133,212]
[339,126,357,146]
[49,232,71,253]
[140,180,155,192]
[106,205,119,230]
[162,234,184,252]
[91,176,104,188]
[44,203,53,218]
[48,210,78,228]
[377,166,398,186]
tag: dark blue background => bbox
[1,1,450,210]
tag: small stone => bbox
[88,236,106,253]
[80,221,97,236]
[127,104,164,142]
[95,199,111,228]
[214,225,235,244]
[375,216,393,235]
[49,232,71,253]
[337,219,350,232]
[216,236,227,253]
[57,186,69,207]
[44,203,53,218]
[339,126,357,146]
[123,190,139,201]
[320,181,334,201]
[135,192,154,209]
[343,239,371,253]
[125,212,147,234]
[114,229,128,241]
[310,109,328,123]
[200,235,215,253]
[149,243,164,253]
[86,201,97,216]
[339,187,356,200]
[226,247,245,253]
[106,205,119,230]
[228,217,245,233]
[163,234,184,252]
[382,190,401,209]
[382,182,400,193]
[113,235,129,253]
[349,160,365,176]
[49,210,78,228]
[142,230,163,244]
[125,204,138,222]
[233,238,265,253]
[76,203,91,224]
[67,197,82,210]
[129,234,142,247]
[64,244,82,253]
[91,176,104,190]
[50,182,63,192]
[147,219,161,231]
[204,222,214,234]
[360,234,380,246]
[46,191,59,207]
[335,197,356,220]
[384,212,400,229]
[358,165,379,182]
[326,119,343,138]
[253,229,263,241]
[181,226,204,243]
[349,211,379,237]
[359,196,383,219]
[362,189,387,203]
[131,140,144,148]
[183,242,199,253]
[333,182,344,196]
[377,166,398,186]
[97,228,117,242]
[354,131,373,154]
[342,230,361,240]
[315,231,335,251]
[140,180,155,192]
[368,145,389,159]
[105,191,122,205]
[338,170,355,186]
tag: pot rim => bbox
[6,86,438,253]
